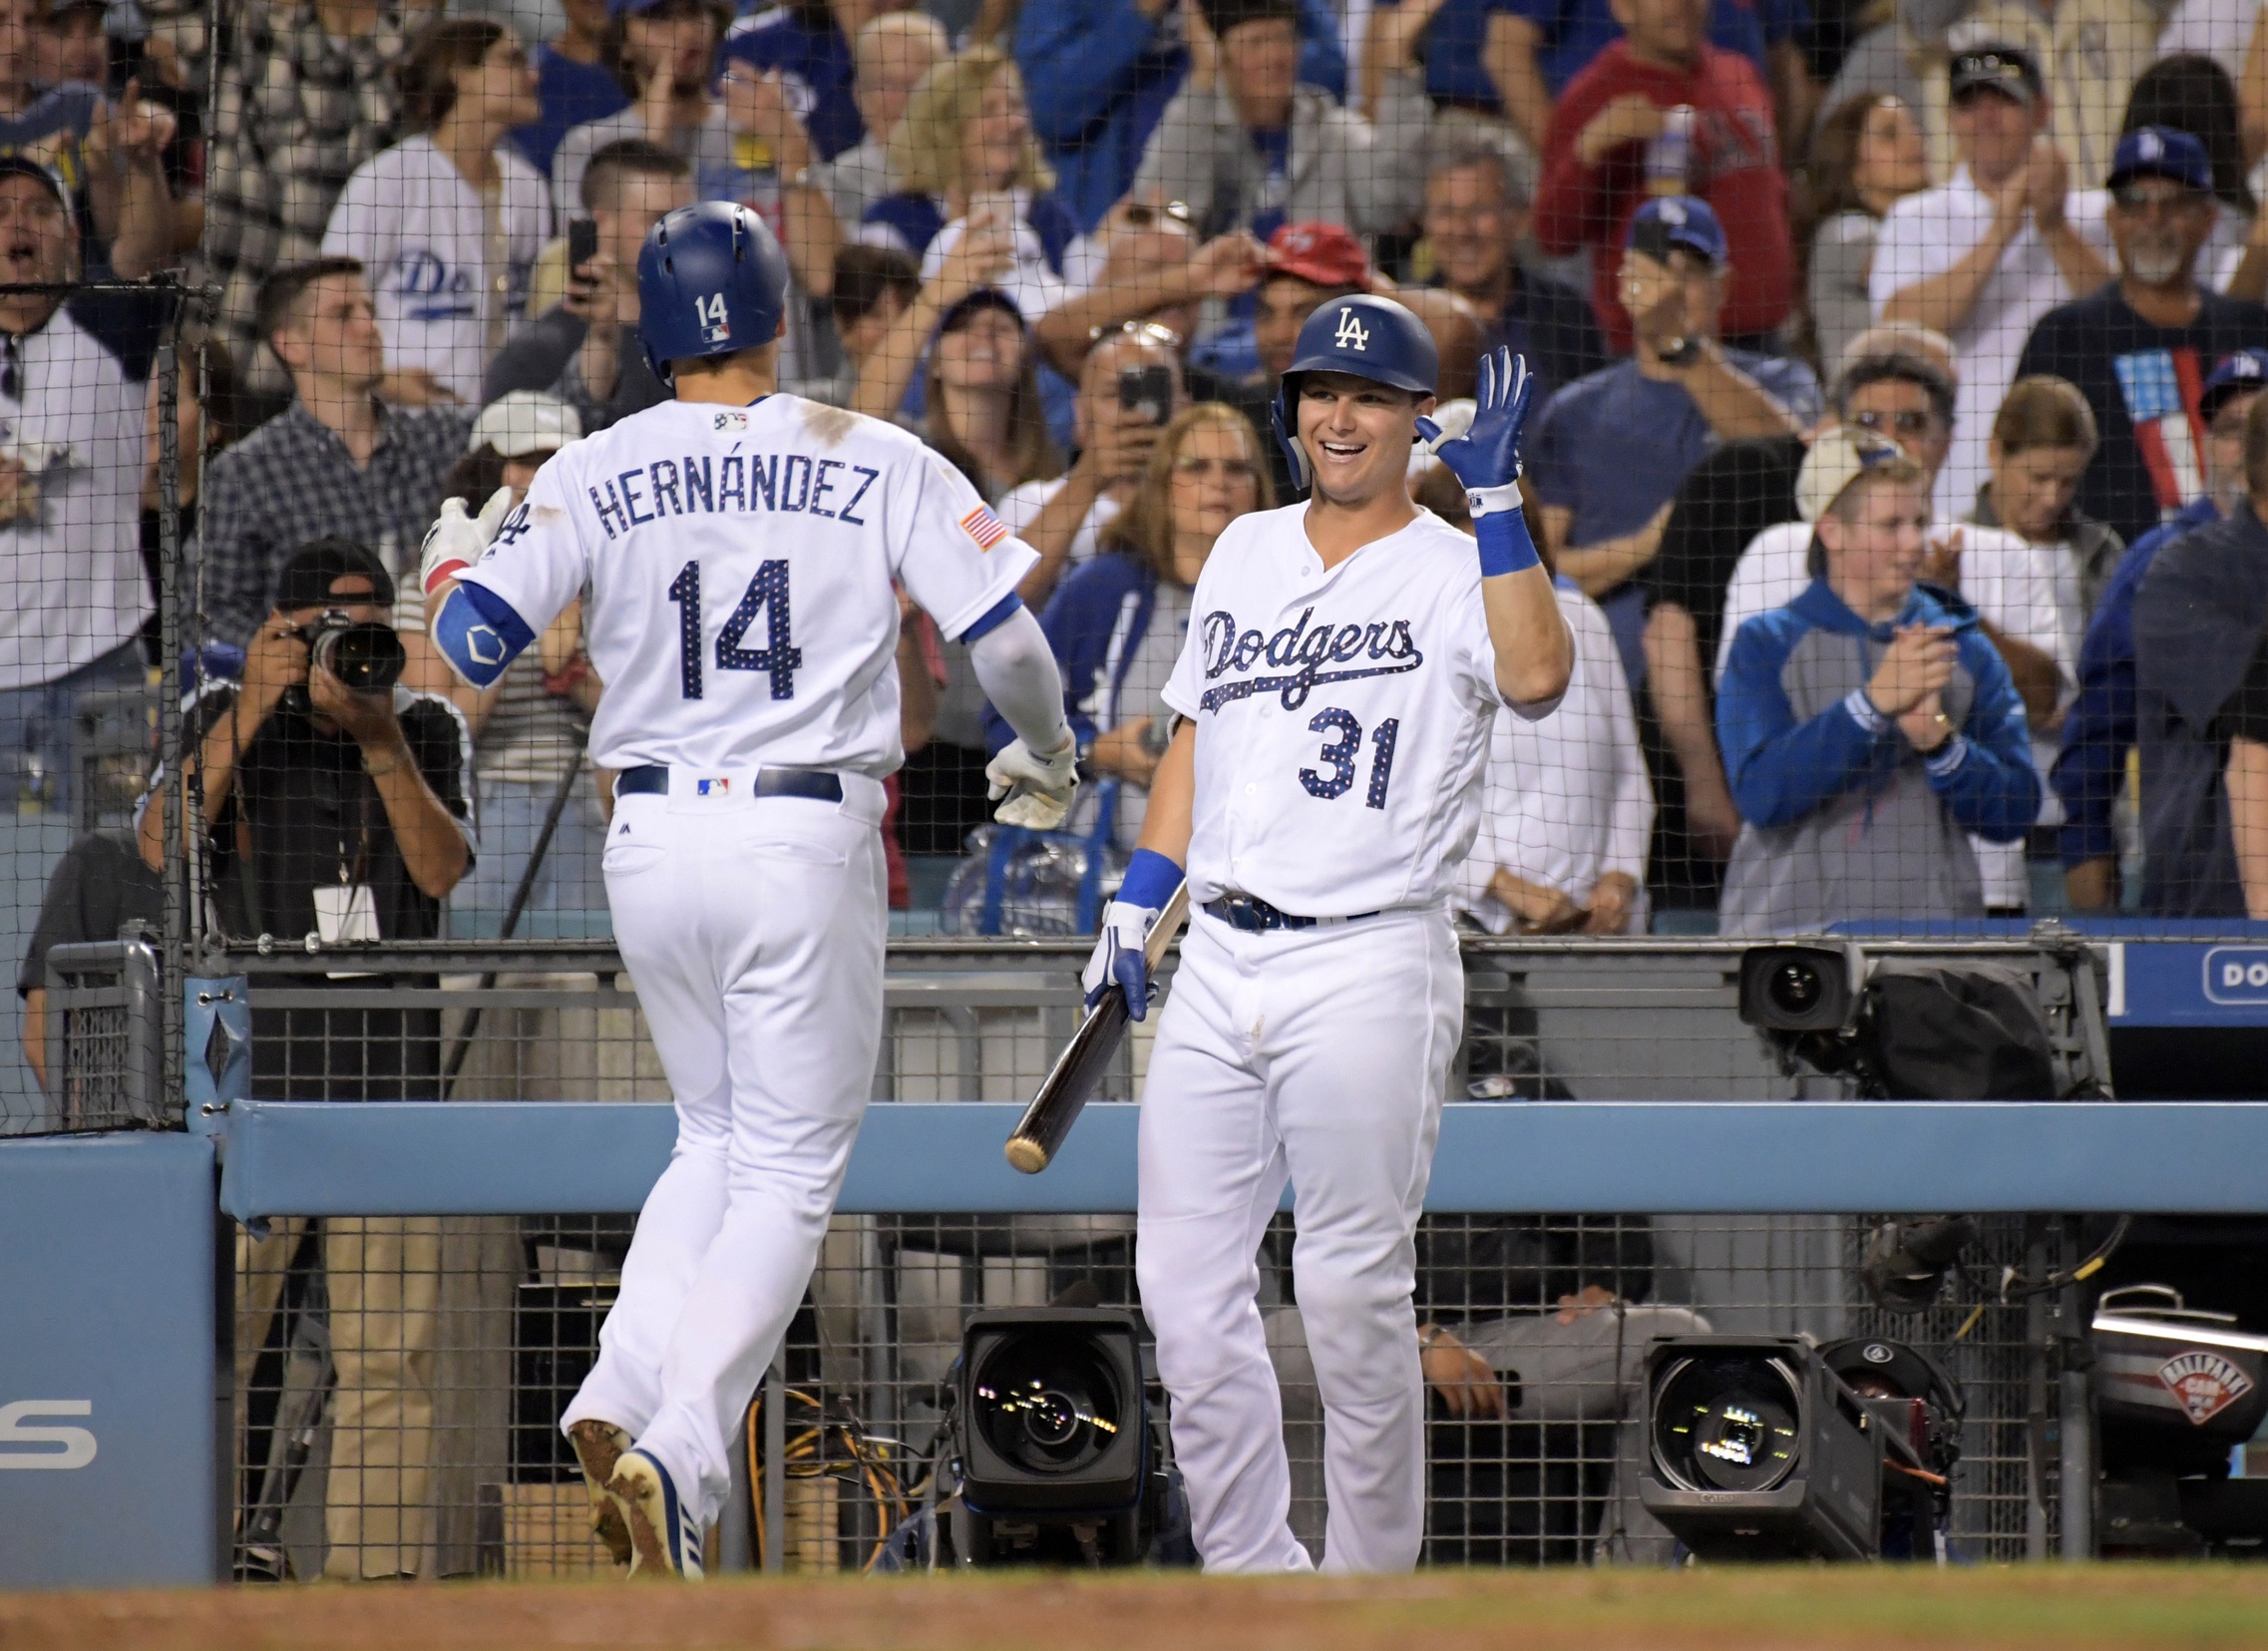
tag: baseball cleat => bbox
[567,1419,634,1567]
[605,1446,705,1580]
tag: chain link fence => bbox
[169,935,2103,1578]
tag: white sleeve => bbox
[1451,708,1516,933]
[320,154,388,264]
[1599,623,1656,886]
[1868,192,1961,311]
[1961,532,2076,695]
[1715,537,1778,681]
[890,450,1040,639]
[451,452,590,637]
[992,477,1055,539]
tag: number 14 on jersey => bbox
[667,559,803,701]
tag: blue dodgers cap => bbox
[2108,126,2213,195]
[1627,195,1727,267]
[2202,348,2268,419]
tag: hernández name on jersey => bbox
[1197,606,1423,711]
[491,421,886,548]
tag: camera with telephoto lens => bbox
[294,609,406,694]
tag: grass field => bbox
[4,1567,2267,1651]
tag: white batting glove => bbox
[986,731,1079,830]
[1082,899,1157,1019]
[420,485,514,598]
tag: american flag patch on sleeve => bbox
[959,505,1008,550]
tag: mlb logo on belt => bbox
[696,777,730,797]
[960,505,1008,550]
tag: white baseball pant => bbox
[1135,906,1461,1572]
[562,771,887,1526]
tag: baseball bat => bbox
[1004,880,1189,1174]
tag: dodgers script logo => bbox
[1199,607,1421,711]
[1333,307,1369,351]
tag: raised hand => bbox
[420,486,515,598]
[1417,346,1534,498]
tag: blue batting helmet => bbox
[636,202,790,385]
[1272,293,1438,489]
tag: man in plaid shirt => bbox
[196,257,471,648]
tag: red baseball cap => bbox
[1265,221,1370,292]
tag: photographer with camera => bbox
[133,539,471,1579]
[138,538,471,930]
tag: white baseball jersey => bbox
[322,135,553,403]
[456,395,1037,777]
[1161,503,1512,917]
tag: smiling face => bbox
[1949,87,2041,189]
[1819,475,1932,621]
[1423,163,1525,298]
[1846,374,1952,480]
[1295,370,1433,508]
[962,67,1029,193]
[2108,177,2216,289]
[933,301,1024,393]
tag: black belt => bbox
[615,764,844,802]
[1202,893,1377,933]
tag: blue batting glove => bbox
[1082,900,1155,1019]
[1416,347,1535,499]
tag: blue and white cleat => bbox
[605,1446,705,1580]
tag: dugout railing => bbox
[20,933,2268,1581]
[106,934,2120,1577]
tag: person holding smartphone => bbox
[996,321,1185,607]
[985,401,1273,850]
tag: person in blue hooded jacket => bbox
[983,401,1273,848]
[1715,432,2039,936]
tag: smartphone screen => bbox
[1118,364,1174,425]
[567,217,599,275]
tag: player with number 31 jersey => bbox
[1084,296,1574,1574]
[418,203,1077,1581]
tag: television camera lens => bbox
[1653,1354,1803,1495]
[970,1330,1124,1474]
[1768,959,1825,1017]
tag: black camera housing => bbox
[297,610,406,694]
[1640,1333,1883,1561]
[1737,943,1861,1033]
[956,1307,1148,1518]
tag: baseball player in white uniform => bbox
[1083,296,1574,1571]
[417,203,1078,1576]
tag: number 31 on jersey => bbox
[667,559,802,700]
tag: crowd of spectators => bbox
[24,0,2268,983]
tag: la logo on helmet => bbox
[1333,307,1369,351]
